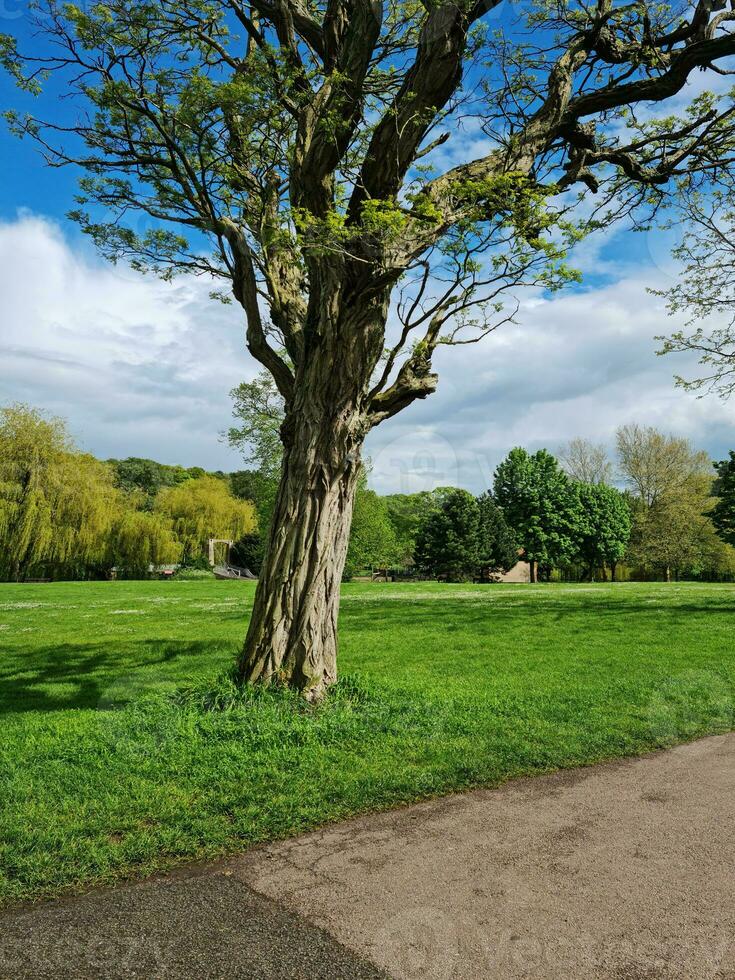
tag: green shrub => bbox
[174,567,214,580]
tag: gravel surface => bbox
[0,871,390,979]
[237,734,735,979]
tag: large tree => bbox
[616,424,711,507]
[574,482,631,581]
[415,488,482,582]
[493,448,581,581]
[5,1,735,695]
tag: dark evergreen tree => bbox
[415,489,482,583]
[712,453,735,547]
[477,493,518,577]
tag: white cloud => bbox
[1,213,733,492]
[0,214,252,469]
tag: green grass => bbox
[2,579,735,906]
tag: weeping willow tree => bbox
[1,405,66,579]
[4,0,735,695]
[108,505,182,575]
[155,475,257,563]
[0,405,118,579]
[0,404,183,580]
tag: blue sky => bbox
[1,5,734,492]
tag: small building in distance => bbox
[494,561,531,583]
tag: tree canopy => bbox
[228,373,285,480]
[155,475,257,562]
[559,438,612,485]
[344,486,401,578]
[575,482,631,579]
[415,489,483,582]
[493,447,581,580]
[477,492,519,576]
[616,424,711,507]
[627,475,723,580]
[415,488,517,581]
[108,457,203,507]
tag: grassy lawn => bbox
[1,579,735,906]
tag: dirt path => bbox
[236,734,735,980]
[3,734,735,979]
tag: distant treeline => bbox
[3,404,735,583]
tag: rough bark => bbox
[237,430,361,700]
[237,290,384,700]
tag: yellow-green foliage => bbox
[154,475,257,561]
[0,405,121,577]
[47,453,120,568]
[0,405,182,578]
[109,507,181,573]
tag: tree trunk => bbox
[236,410,363,700]
[610,561,617,582]
[529,559,537,583]
[234,260,393,699]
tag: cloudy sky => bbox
[1,14,734,495]
[2,210,731,495]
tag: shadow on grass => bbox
[0,640,226,715]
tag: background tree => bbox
[107,506,181,577]
[0,404,70,580]
[559,438,613,485]
[108,458,194,508]
[384,490,449,566]
[574,483,631,581]
[712,452,735,547]
[415,489,482,583]
[6,1,735,696]
[476,492,518,577]
[0,405,123,581]
[228,371,285,559]
[227,371,284,481]
[627,475,719,581]
[344,484,400,579]
[616,425,719,581]
[155,476,257,565]
[616,425,711,507]
[493,448,581,582]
